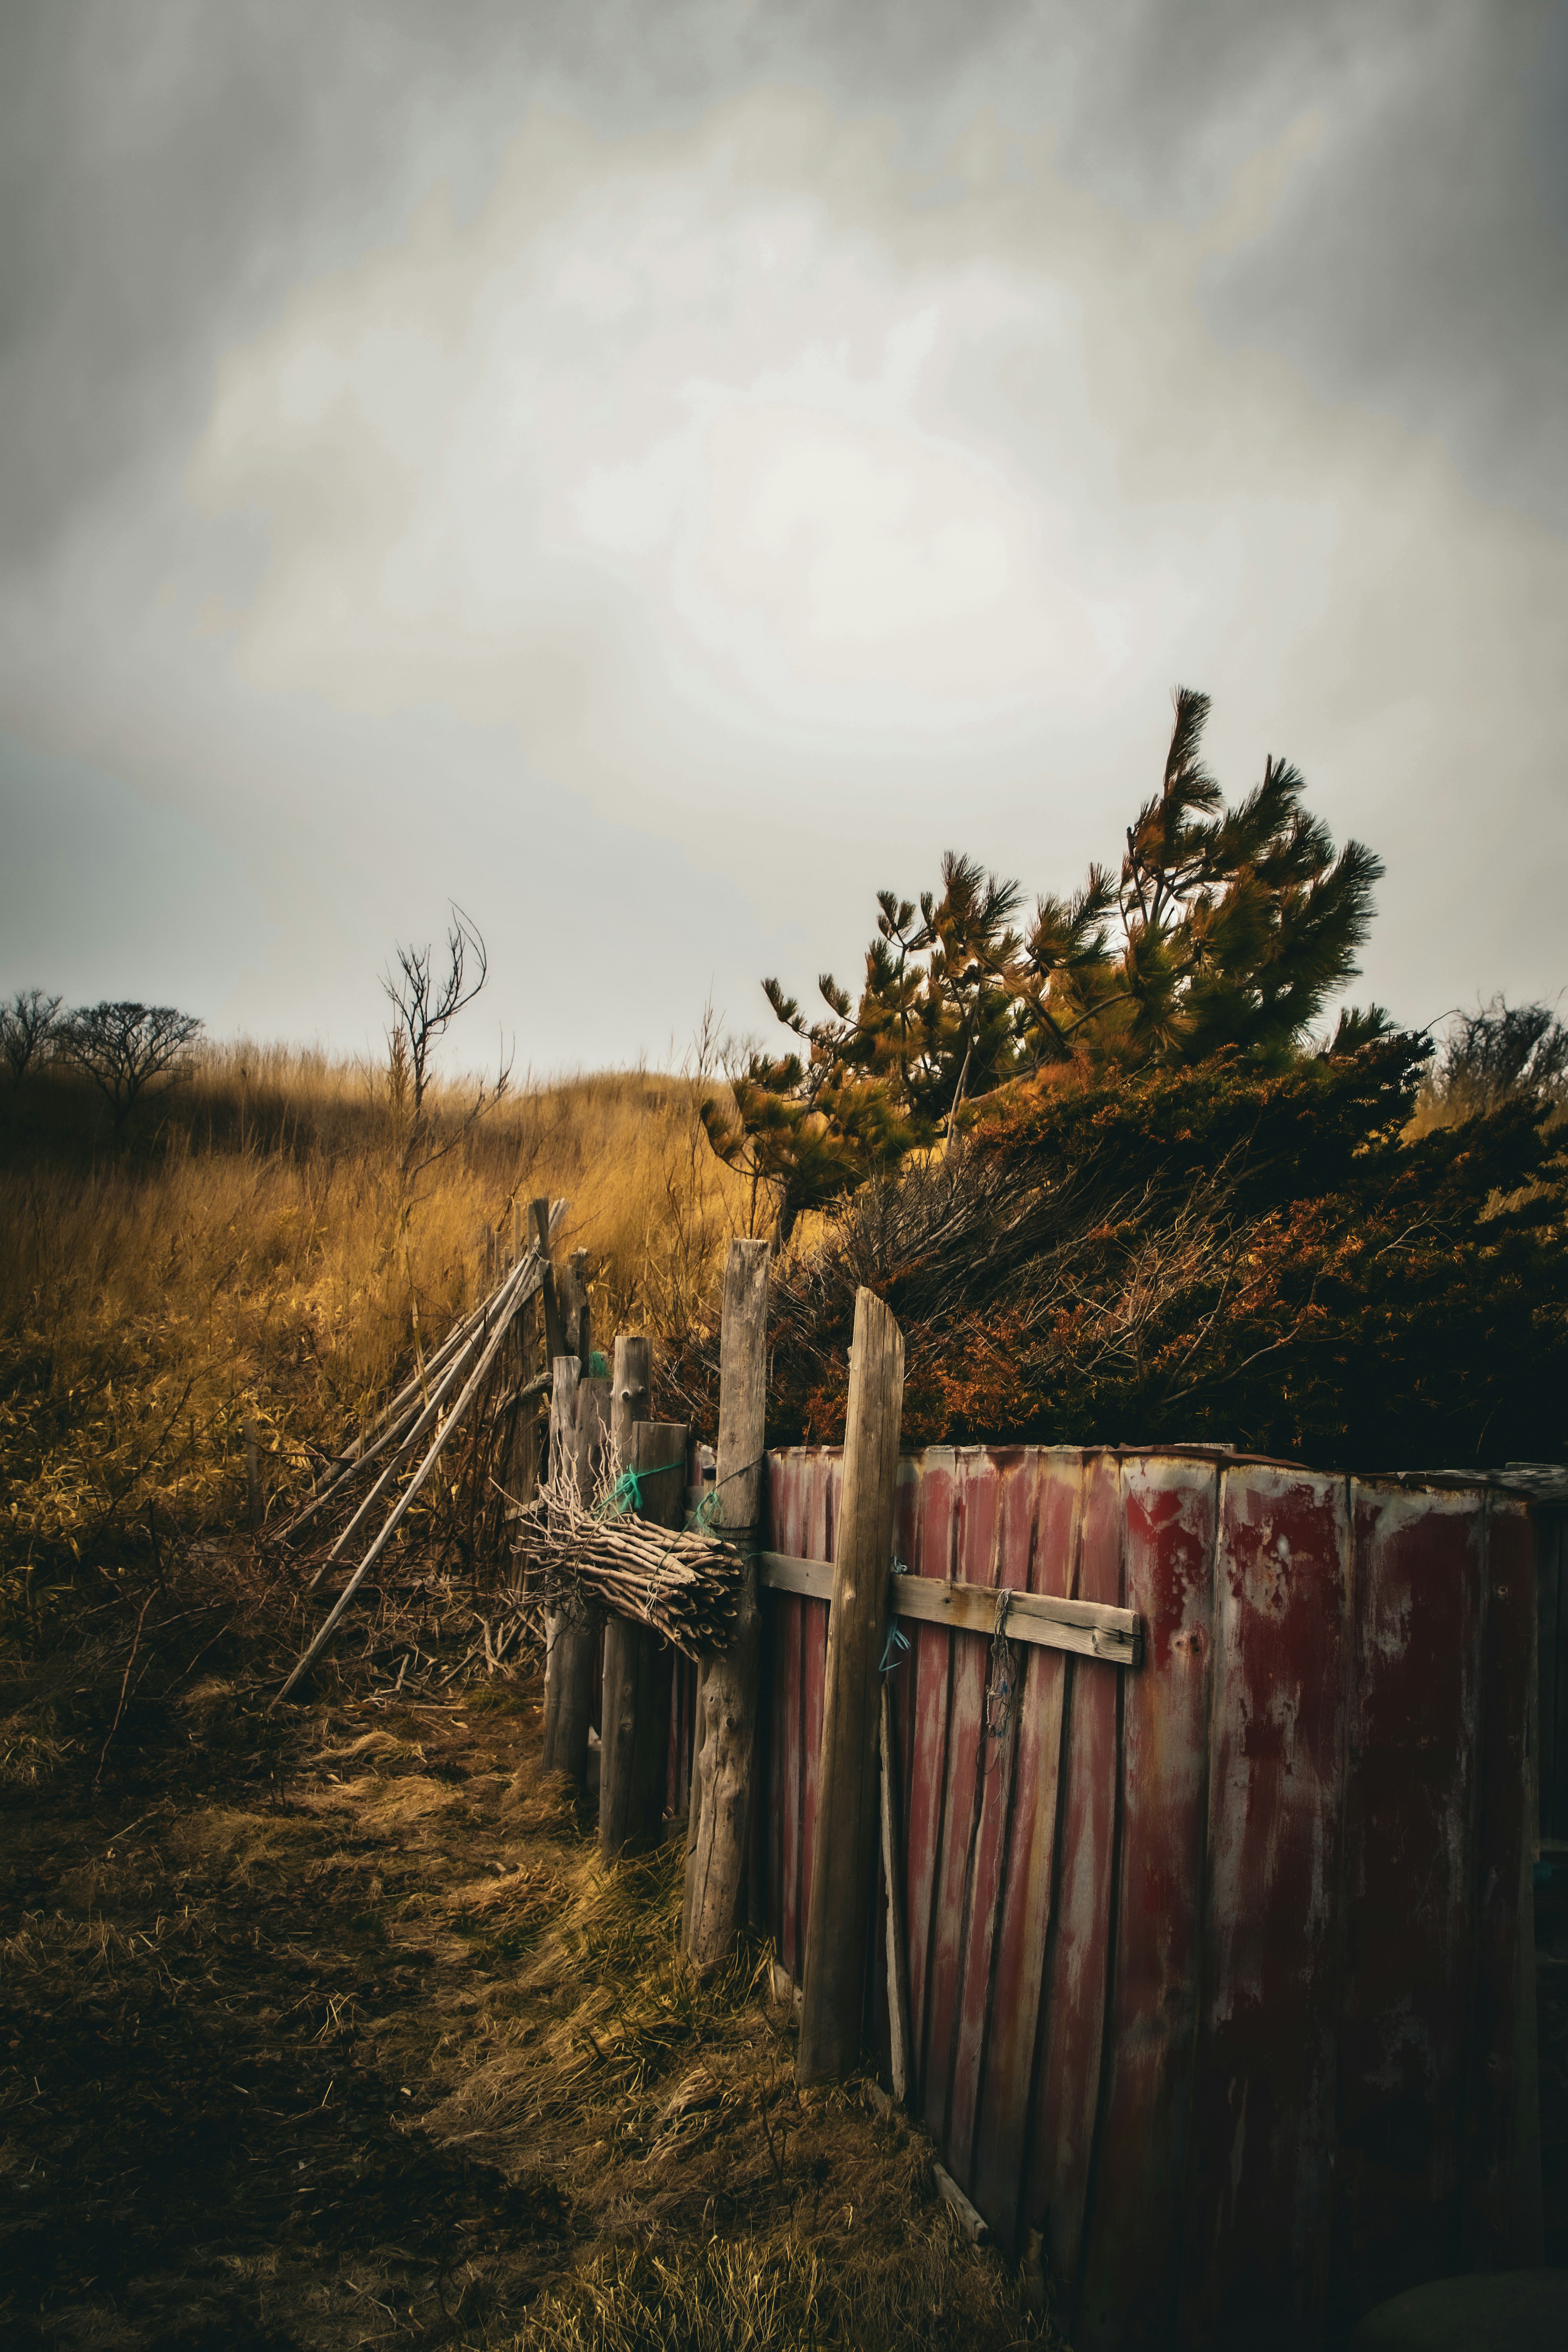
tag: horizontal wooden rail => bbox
[756,1550,1142,1669]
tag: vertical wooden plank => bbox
[902,1450,958,2103]
[1325,1482,1486,2331]
[969,1448,1081,2250]
[1462,1494,1544,2268]
[1074,1454,1218,2351]
[773,1590,804,1976]
[767,1450,807,1979]
[800,1290,904,2083]
[599,1339,654,1859]
[947,1450,1033,2192]
[918,1616,986,2161]
[684,1236,771,1970]
[601,1419,683,1859]
[794,1450,836,1969]
[1024,1449,1124,2300]
[798,1590,829,1970]
[1177,1464,1351,2352]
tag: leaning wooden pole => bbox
[798,1286,905,2083]
[682,1236,771,1971]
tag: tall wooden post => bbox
[540,1355,581,1777]
[528,1197,566,1366]
[798,1286,905,2083]
[559,1250,592,1373]
[609,1334,651,1466]
[682,1236,770,1972]
[601,1418,686,1860]
[546,1374,609,1788]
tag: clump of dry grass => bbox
[0,1042,755,1613]
[401,1821,1055,2352]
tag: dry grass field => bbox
[0,1041,755,1617]
[2,1045,1056,2348]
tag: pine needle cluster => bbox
[703,689,1383,1240]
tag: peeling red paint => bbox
[748,1445,1539,2347]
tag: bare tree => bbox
[1,987,62,1081]
[383,907,510,1186]
[60,1001,204,1134]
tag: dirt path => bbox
[2,1613,1050,2350]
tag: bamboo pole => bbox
[682,1236,770,1972]
[279,1298,484,1539]
[798,1286,905,2082]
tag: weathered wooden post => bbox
[559,1250,592,1373]
[540,1355,581,1775]
[798,1285,905,2083]
[550,1372,610,1788]
[682,1236,770,1971]
[599,1332,651,1851]
[601,1416,686,1859]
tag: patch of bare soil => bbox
[1,1570,1054,2350]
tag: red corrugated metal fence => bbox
[747,1443,1539,2350]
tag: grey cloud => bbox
[7,1,1566,564]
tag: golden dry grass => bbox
[0,1624,1060,2349]
[0,1043,755,1610]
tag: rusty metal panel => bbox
[753,1441,1538,2346]
[1178,1465,1351,2350]
[1462,1494,1542,2267]
[1328,1481,1486,2328]
[948,1450,1044,2192]
[902,1450,958,2076]
[915,1463,991,2152]
[1026,1450,1125,2299]
[969,1449,1080,2250]
[1075,1454,1220,2351]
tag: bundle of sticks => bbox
[514,1478,743,1659]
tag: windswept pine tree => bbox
[703,689,1385,1239]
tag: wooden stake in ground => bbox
[599,1332,651,1850]
[682,1236,770,1973]
[559,1250,592,1374]
[541,1354,582,1775]
[798,1285,905,2083]
[529,1198,566,1366]
[601,1415,685,1860]
[542,1373,609,1791]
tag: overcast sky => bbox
[2,0,1566,1074]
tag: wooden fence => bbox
[664,1440,1542,2351]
